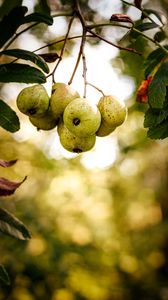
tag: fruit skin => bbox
[50,82,80,119]
[17,84,50,117]
[97,95,127,128]
[63,97,101,137]
[58,122,96,153]
[29,109,59,131]
[96,121,116,137]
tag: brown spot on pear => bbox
[29,109,59,131]
[50,82,80,119]
[97,95,127,128]
[16,84,50,117]
[58,123,96,153]
[63,97,101,137]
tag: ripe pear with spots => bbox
[17,84,49,117]
[97,95,127,128]
[58,122,96,153]
[63,97,101,137]
[29,109,59,131]
[50,82,80,119]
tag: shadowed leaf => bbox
[39,53,60,63]
[23,12,53,25]
[0,100,20,132]
[142,9,164,24]
[0,208,31,240]
[1,49,49,73]
[0,265,10,285]
[148,62,168,108]
[0,176,27,196]
[147,119,168,139]
[134,0,142,9]
[0,64,46,83]
[135,22,159,32]
[0,6,28,48]
[144,46,168,77]
[0,159,17,168]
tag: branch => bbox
[47,14,75,83]
[87,28,141,55]
[68,0,88,98]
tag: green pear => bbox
[96,121,116,137]
[17,84,49,117]
[97,95,127,128]
[29,109,59,131]
[63,97,101,137]
[50,82,80,119]
[58,123,96,153]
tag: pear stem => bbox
[68,0,88,98]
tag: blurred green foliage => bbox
[0,0,168,299]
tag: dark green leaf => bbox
[135,22,159,32]
[0,63,46,83]
[142,9,164,24]
[0,6,28,48]
[144,107,168,128]
[23,12,53,25]
[154,31,166,42]
[0,208,31,240]
[0,265,10,285]
[148,62,168,108]
[1,49,49,74]
[134,0,142,9]
[0,0,22,19]
[34,0,50,15]
[0,100,20,133]
[147,119,168,139]
[144,46,168,77]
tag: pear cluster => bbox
[16,83,127,153]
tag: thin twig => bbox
[2,11,74,51]
[86,82,105,96]
[49,14,75,83]
[3,23,38,51]
[33,34,93,53]
[87,28,141,55]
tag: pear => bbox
[63,97,101,137]
[29,109,59,131]
[96,121,116,137]
[58,123,96,153]
[50,82,80,119]
[17,84,49,117]
[97,95,127,128]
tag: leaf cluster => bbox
[143,48,168,139]
[0,5,53,133]
[0,159,30,285]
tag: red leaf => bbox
[0,176,27,196]
[136,76,153,103]
[38,53,60,63]
[110,14,134,24]
[0,159,17,168]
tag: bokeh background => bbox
[1,0,168,299]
